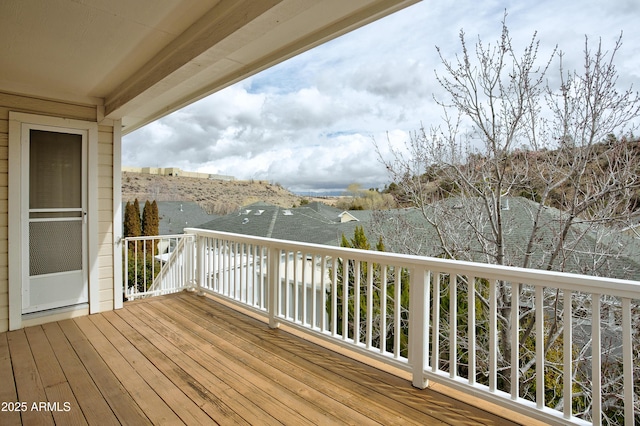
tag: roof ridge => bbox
[266,207,279,238]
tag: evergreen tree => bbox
[141,200,152,236]
[151,200,159,232]
[133,198,141,226]
[141,200,160,254]
[123,201,141,237]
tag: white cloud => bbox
[123,0,640,193]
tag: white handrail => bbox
[124,234,194,299]
[132,227,637,426]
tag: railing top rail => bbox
[186,227,640,298]
[124,234,194,241]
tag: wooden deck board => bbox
[72,315,192,425]
[7,329,54,426]
[147,299,384,425]
[0,333,21,426]
[103,310,257,426]
[0,292,523,425]
[85,313,215,425]
[158,294,434,426]
[39,322,123,426]
[131,302,327,425]
[24,326,87,426]
[55,320,151,425]
[112,307,265,426]
[170,293,498,426]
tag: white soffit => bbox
[0,0,420,133]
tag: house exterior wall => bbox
[0,92,119,332]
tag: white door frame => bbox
[8,112,98,330]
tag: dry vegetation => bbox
[122,172,307,214]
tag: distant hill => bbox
[382,138,640,214]
[122,172,304,215]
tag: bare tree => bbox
[375,15,640,423]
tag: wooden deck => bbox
[1,292,523,425]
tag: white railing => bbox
[130,228,639,425]
[124,234,195,299]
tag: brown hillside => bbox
[122,172,303,214]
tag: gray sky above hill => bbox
[122,0,640,193]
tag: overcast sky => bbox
[122,0,640,193]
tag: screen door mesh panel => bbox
[29,221,82,276]
[29,129,82,209]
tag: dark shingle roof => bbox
[372,197,640,281]
[196,202,368,246]
[157,202,219,235]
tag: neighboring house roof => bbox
[374,197,640,281]
[157,202,219,235]
[123,201,219,235]
[197,201,371,246]
[1,0,420,134]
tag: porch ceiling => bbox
[0,0,420,134]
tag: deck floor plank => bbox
[39,322,122,426]
[167,295,427,423]
[70,316,184,425]
[86,313,216,425]
[1,292,523,425]
[24,326,87,426]
[131,302,329,425]
[148,298,385,426]
[0,333,21,426]
[154,296,416,425]
[55,320,152,425]
[103,311,251,424]
[111,309,266,424]
[6,329,53,426]
[173,293,501,426]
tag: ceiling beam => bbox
[105,0,282,119]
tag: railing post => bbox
[409,266,429,389]
[268,246,280,329]
[123,238,129,299]
[196,234,205,296]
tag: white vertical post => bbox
[354,260,361,344]
[321,255,327,332]
[284,251,291,319]
[409,266,428,389]
[449,274,457,378]
[311,254,317,328]
[394,266,401,359]
[489,279,497,392]
[621,297,633,425]
[268,246,280,329]
[563,289,573,420]
[591,293,602,426]
[331,257,338,336]
[112,119,123,309]
[366,262,374,349]
[511,282,520,400]
[468,276,476,385]
[380,264,387,353]
[431,272,440,373]
[301,252,307,325]
[123,239,129,298]
[535,285,545,410]
[196,234,205,296]
[343,259,350,340]
[294,251,299,322]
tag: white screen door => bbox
[23,128,88,313]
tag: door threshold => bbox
[22,303,89,321]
